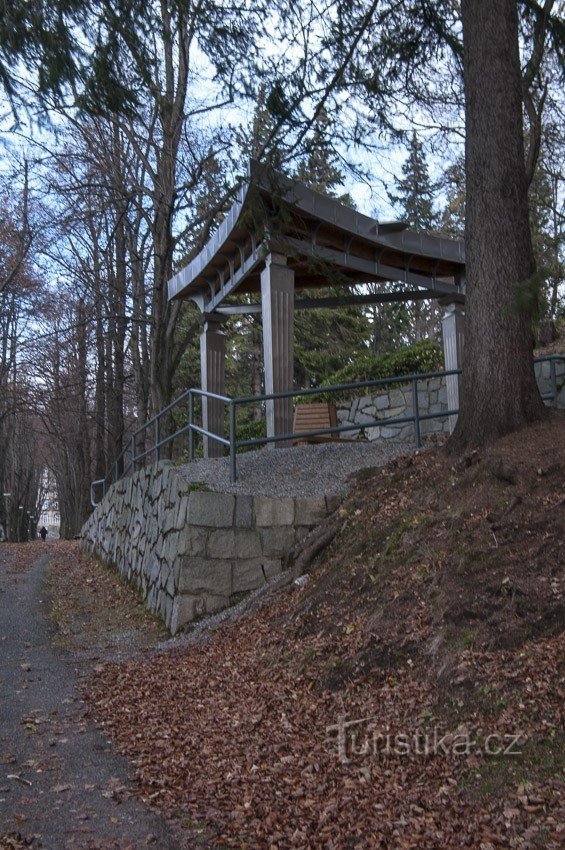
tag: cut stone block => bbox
[178,557,232,595]
[234,495,253,528]
[207,528,236,558]
[254,497,294,526]
[231,559,264,592]
[389,388,405,407]
[385,405,405,419]
[340,428,360,440]
[148,558,161,584]
[232,557,282,592]
[188,491,235,527]
[170,595,196,634]
[234,528,262,558]
[380,426,401,439]
[204,593,230,614]
[355,412,377,425]
[260,526,296,557]
[175,494,190,528]
[176,526,208,557]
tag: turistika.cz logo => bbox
[325,715,525,764]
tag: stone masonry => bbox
[336,375,450,443]
[81,461,339,634]
[81,359,563,634]
[336,360,565,444]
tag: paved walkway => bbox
[0,547,183,850]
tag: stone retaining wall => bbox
[535,357,565,407]
[336,375,450,443]
[336,359,565,444]
[81,462,339,634]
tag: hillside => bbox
[86,414,564,849]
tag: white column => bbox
[441,300,465,433]
[261,252,295,447]
[200,314,226,458]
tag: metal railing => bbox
[90,354,564,506]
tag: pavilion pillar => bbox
[441,298,465,433]
[261,252,295,447]
[200,313,226,458]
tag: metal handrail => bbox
[90,354,564,505]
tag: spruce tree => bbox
[439,156,466,238]
[389,131,437,232]
[293,115,371,388]
[388,132,441,342]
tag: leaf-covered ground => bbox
[0,543,188,850]
[83,415,564,848]
[47,543,168,658]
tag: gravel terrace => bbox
[176,440,415,498]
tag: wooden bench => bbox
[293,402,341,445]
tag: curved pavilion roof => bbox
[168,160,465,311]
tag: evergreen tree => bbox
[293,116,371,388]
[235,84,290,171]
[439,156,466,238]
[388,132,441,342]
[528,146,564,322]
[389,132,437,232]
[451,0,547,449]
[295,112,353,204]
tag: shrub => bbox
[297,339,444,403]
[330,339,444,385]
[235,418,267,452]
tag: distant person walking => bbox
[39,526,48,542]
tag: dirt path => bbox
[0,544,183,850]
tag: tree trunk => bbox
[148,3,188,428]
[108,124,128,469]
[450,0,546,452]
[129,224,151,456]
[90,219,106,483]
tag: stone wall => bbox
[336,359,565,444]
[81,461,338,634]
[535,357,565,408]
[336,375,450,444]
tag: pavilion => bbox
[168,160,465,456]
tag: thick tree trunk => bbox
[450,0,546,451]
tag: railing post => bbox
[188,391,194,462]
[229,401,237,484]
[114,460,120,484]
[412,378,422,449]
[155,417,161,463]
[131,434,136,472]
